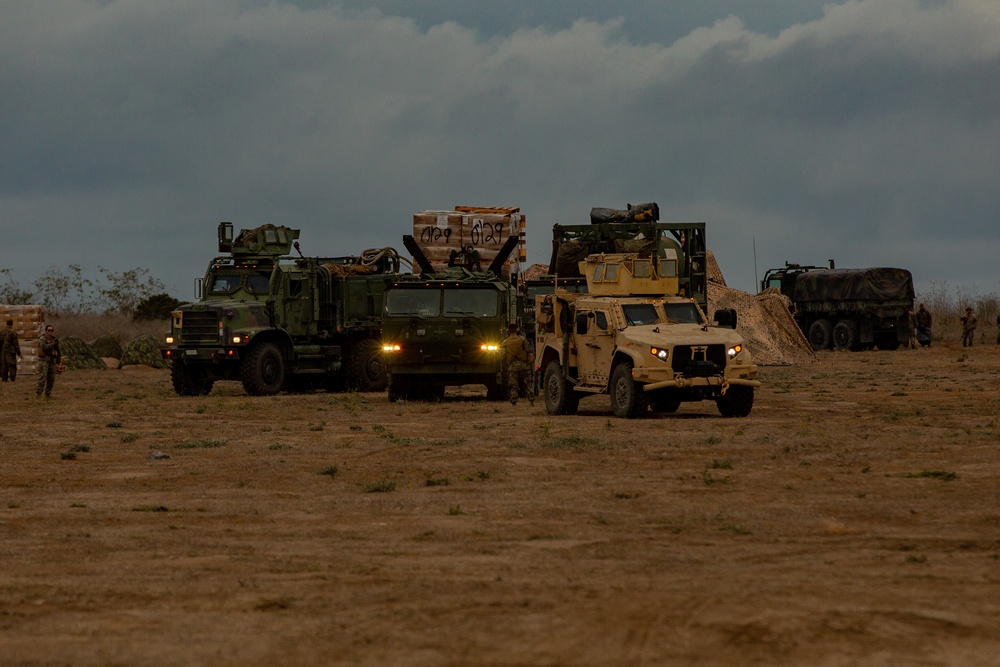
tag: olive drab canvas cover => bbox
[793,268,914,303]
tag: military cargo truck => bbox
[760,262,915,351]
[380,235,519,402]
[162,222,401,396]
[535,253,759,418]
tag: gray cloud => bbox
[1,0,997,300]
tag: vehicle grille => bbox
[179,309,221,345]
[672,344,725,377]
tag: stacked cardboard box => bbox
[0,304,45,376]
[411,206,526,276]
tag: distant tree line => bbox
[0,265,181,320]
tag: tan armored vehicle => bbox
[535,253,760,418]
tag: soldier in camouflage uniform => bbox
[501,324,534,406]
[36,325,61,398]
[961,307,977,347]
[1,318,22,382]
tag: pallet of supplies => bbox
[411,206,526,276]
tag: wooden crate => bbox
[411,206,526,276]
[0,304,45,339]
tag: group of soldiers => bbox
[908,305,1000,348]
[0,318,62,398]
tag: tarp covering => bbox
[793,268,914,303]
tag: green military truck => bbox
[162,222,401,396]
[760,262,915,351]
[380,235,520,402]
[535,253,759,418]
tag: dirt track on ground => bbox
[2,343,999,666]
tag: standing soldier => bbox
[915,303,932,347]
[36,324,61,398]
[501,324,534,406]
[960,307,977,347]
[906,307,917,349]
[996,314,1000,345]
[1,318,22,381]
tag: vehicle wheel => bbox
[832,319,859,351]
[543,360,579,415]
[807,319,833,351]
[170,359,214,396]
[240,341,286,396]
[610,362,647,419]
[345,339,387,392]
[717,385,754,418]
[649,392,681,413]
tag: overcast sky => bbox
[2,0,998,300]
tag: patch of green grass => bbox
[447,505,465,515]
[105,421,122,428]
[364,479,396,493]
[120,433,139,444]
[704,435,722,445]
[319,466,338,477]
[702,470,732,485]
[542,434,602,450]
[68,444,91,453]
[175,439,226,449]
[268,443,291,450]
[425,476,450,487]
[308,421,326,432]
[710,458,733,470]
[60,451,77,460]
[132,505,170,512]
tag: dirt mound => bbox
[59,336,106,370]
[120,334,169,369]
[706,251,815,366]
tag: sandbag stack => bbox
[0,304,45,376]
[411,206,526,276]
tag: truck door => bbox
[575,308,613,387]
[282,270,313,332]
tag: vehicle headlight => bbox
[650,346,668,360]
[481,343,500,352]
[165,335,175,345]
[727,344,743,358]
[382,343,401,353]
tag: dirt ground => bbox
[2,343,1000,666]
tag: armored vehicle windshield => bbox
[663,302,702,324]
[385,286,500,318]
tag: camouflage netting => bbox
[121,334,169,369]
[706,251,816,366]
[59,336,107,370]
[323,263,376,277]
[90,334,124,359]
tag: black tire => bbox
[543,360,579,415]
[832,319,859,351]
[649,392,681,413]
[170,359,214,396]
[807,319,833,351]
[610,361,647,419]
[345,339,387,392]
[717,385,754,418]
[240,341,286,396]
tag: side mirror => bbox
[713,308,737,329]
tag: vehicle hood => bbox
[622,323,745,348]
